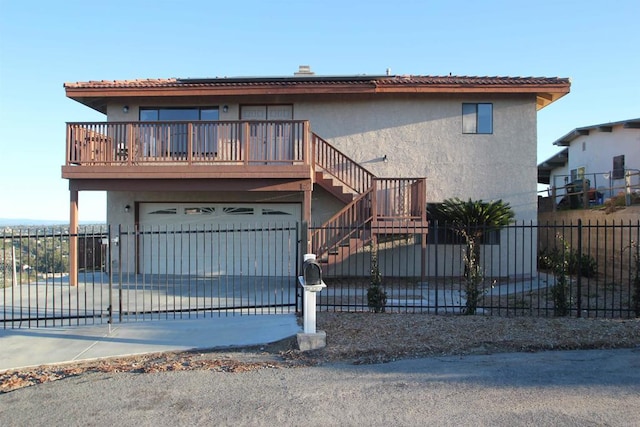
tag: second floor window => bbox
[140,107,219,121]
[462,103,493,134]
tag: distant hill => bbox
[0,218,105,226]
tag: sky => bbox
[1,0,638,222]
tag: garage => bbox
[137,202,301,276]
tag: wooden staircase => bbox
[311,133,428,266]
[314,171,357,204]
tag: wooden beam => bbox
[62,164,312,180]
[69,178,312,192]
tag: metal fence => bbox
[1,224,300,328]
[314,220,639,318]
[2,220,639,328]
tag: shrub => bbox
[538,247,597,278]
[367,251,387,313]
[544,236,572,317]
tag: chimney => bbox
[294,65,315,76]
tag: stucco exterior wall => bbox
[294,94,539,221]
[100,93,539,276]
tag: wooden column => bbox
[303,185,312,253]
[69,189,79,287]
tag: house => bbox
[63,67,570,285]
[538,118,640,209]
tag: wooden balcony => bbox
[62,120,312,180]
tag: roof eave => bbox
[64,78,571,113]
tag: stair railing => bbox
[312,133,374,194]
[311,186,374,257]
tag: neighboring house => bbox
[63,67,570,284]
[538,118,640,208]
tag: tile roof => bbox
[64,75,569,89]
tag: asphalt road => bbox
[1,348,639,426]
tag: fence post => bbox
[108,225,113,325]
[576,219,582,317]
[625,170,632,206]
[300,221,308,316]
[296,221,301,314]
[434,219,439,314]
[118,224,123,323]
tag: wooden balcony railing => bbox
[66,120,311,166]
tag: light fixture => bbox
[124,205,131,213]
[123,106,129,113]
[222,105,229,113]
[383,155,388,163]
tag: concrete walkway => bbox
[0,314,301,372]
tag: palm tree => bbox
[430,198,515,314]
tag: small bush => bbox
[541,236,573,316]
[538,247,597,278]
[367,251,387,313]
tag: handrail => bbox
[312,133,374,194]
[312,178,427,253]
[312,186,374,256]
[66,120,309,166]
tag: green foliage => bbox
[429,198,515,240]
[431,198,514,315]
[367,249,387,313]
[544,236,572,317]
[538,247,597,278]
[1,236,70,282]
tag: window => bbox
[613,155,625,180]
[148,208,177,215]
[138,108,219,156]
[462,103,493,134]
[184,207,215,215]
[139,107,219,121]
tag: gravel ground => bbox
[1,312,639,393]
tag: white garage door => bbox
[138,203,301,276]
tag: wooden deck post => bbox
[303,184,312,253]
[69,188,79,287]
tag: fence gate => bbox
[1,224,300,328]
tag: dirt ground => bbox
[2,312,639,393]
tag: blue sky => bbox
[1,0,638,222]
